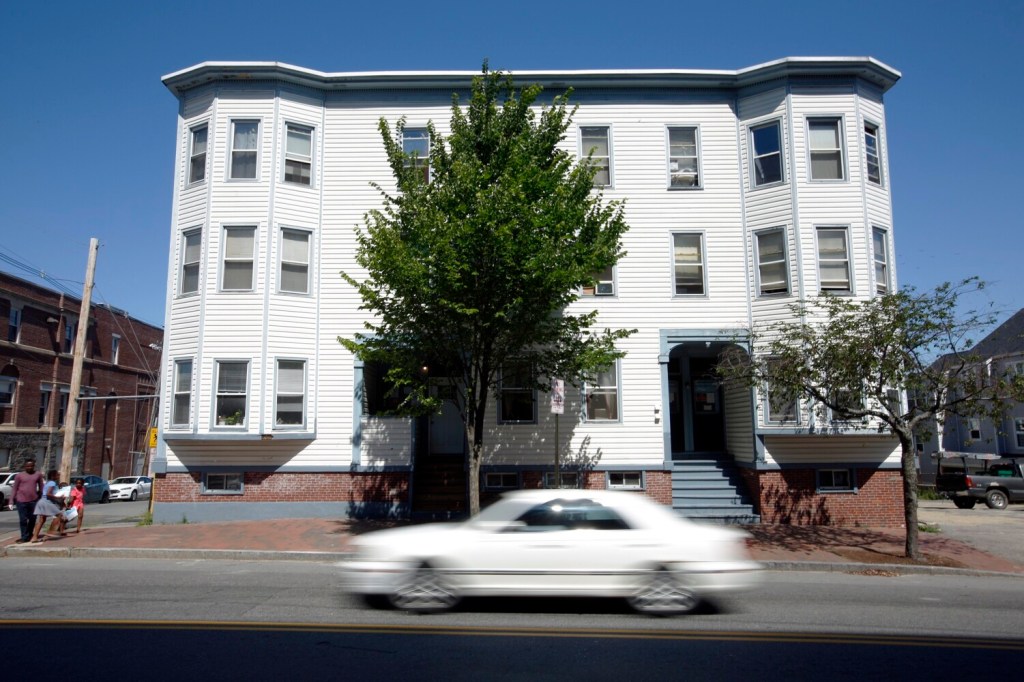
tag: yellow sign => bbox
[148,428,158,449]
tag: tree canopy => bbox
[340,64,633,515]
[718,280,1024,558]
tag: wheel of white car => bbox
[627,568,699,616]
[130,490,138,501]
[388,564,460,613]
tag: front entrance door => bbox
[429,382,465,455]
[667,347,727,455]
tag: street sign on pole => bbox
[551,379,565,414]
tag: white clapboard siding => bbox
[763,435,900,466]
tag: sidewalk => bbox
[3,514,1023,576]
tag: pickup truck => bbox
[934,452,1024,510]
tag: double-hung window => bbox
[580,126,611,187]
[275,359,306,427]
[80,387,96,428]
[63,317,77,353]
[7,307,20,343]
[585,363,619,421]
[222,227,256,291]
[807,117,845,181]
[39,384,52,425]
[864,123,882,185]
[499,361,536,424]
[402,128,430,183]
[668,126,700,188]
[750,121,784,186]
[180,228,202,295]
[817,228,851,293]
[755,229,789,296]
[583,265,615,296]
[0,374,15,407]
[111,334,120,365]
[672,233,705,295]
[215,361,249,427]
[57,387,69,426]
[764,359,798,424]
[872,227,890,294]
[188,124,208,184]
[171,359,192,427]
[279,229,311,294]
[229,120,259,179]
[284,123,313,185]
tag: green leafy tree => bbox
[340,65,633,515]
[718,280,1024,559]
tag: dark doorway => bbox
[667,345,727,456]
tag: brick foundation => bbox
[743,467,904,527]
[154,471,409,506]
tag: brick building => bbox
[0,271,163,479]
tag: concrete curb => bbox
[3,543,1023,577]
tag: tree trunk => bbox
[897,429,920,560]
[467,435,482,517]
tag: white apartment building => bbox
[156,57,905,526]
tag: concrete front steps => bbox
[672,456,760,524]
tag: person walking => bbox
[9,458,44,543]
[30,469,65,543]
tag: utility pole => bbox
[59,238,99,485]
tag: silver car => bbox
[341,489,761,614]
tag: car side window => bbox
[514,499,631,531]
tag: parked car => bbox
[56,475,110,504]
[934,452,1024,509]
[341,489,761,614]
[108,476,152,502]
[0,472,16,509]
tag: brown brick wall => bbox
[746,467,904,527]
[154,471,410,505]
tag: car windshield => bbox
[112,478,136,484]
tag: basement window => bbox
[203,472,244,495]
[817,468,855,493]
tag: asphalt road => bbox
[1,559,1021,680]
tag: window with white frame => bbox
[8,306,21,343]
[180,228,202,295]
[62,317,77,353]
[673,233,705,295]
[873,227,890,294]
[764,360,798,423]
[586,363,619,421]
[80,387,96,428]
[807,117,845,181]
[221,227,256,291]
[203,472,243,494]
[543,471,579,489]
[830,387,863,421]
[284,123,313,185]
[755,228,789,296]
[750,121,784,186]
[817,228,851,293]
[214,361,248,427]
[38,384,51,425]
[402,127,430,183]
[499,361,536,424]
[968,418,981,440]
[229,120,259,179]
[668,126,700,188]
[111,334,120,365]
[580,126,611,187]
[818,468,854,492]
[1015,418,1024,447]
[279,228,310,294]
[275,359,306,427]
[608,471,642,489]
[171,359,192,427]
[484,472,518,490]
[188,124,208,184]
[582,265,614,296]
[864,123,882,185]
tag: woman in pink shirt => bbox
[67,478,86,534]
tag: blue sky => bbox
[1,0,1021,329]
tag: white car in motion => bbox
[108,476,152,502]
[341,489,761,614]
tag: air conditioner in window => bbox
[596,282,614,295]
